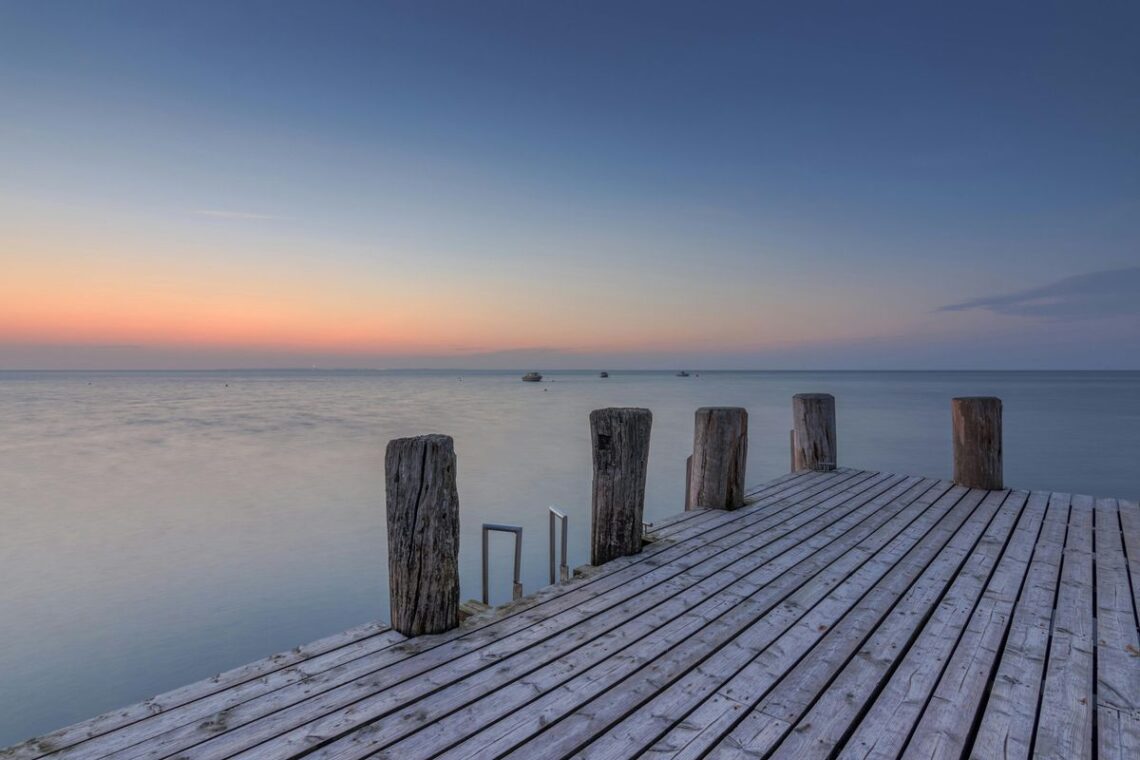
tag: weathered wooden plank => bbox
[775,489,1035,756]
[224,476,920,760]
[13,472,1125,760]
[645,471,820,540]
[1093,498,1140,760]
[894,491,1047,759]
[744,469,844,500]
[708,488,1011,758]
[105,474,892,760]
[0,621,399,760]
[1118,499,1140,636]
[1034,494,1096,760]
[647,471,825,544]
[649,507,718,537]
[637,484,980,760]
[569,481,957,760]
[967,492,1069,760]
[29,471,866,760]
[365,479,942,760]
[13,628,413,760]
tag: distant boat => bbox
[599,371,609,378]
[522,372,543,382]
[676,371,690,377]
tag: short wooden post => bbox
[590,408,652,565]
[385,434,460,636]
[792,393,837,472]
[952,397,1002,490]
[687,407,748,510]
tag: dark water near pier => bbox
[1,369,1138,744]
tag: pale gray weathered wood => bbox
[386,434,460,636]
[1034,494,1095,760]
[591,408,653,564]
[688,407,748,509]
[9,470,1134,760]
[792,393,836,472]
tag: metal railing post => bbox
[548,507,569,584]
[482,523,523,604]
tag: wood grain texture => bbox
[688,407,748,509]
[591,408,653,564]
[1034,494,1095,760]
[969,492,1069,760]
[9,470,1135,760]
[77,475,866,760]
[0,622,400,760]
[386,434,460,636]
[1093,498,1140,760]
[952,396,1003,490]
[792,393,837,472]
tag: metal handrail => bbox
[482,523,523,604]
[548,507,569,584]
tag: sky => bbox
[1,1,1138,370]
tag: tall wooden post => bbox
[590,408,652,565]
[952,397,1002,490]
[385,434,460,636]
[792,393,837,472]
[688,407,748,510]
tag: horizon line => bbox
[2,367,1138,373]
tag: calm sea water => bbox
[1,369,1138,744]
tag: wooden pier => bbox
[4,400,1139,759]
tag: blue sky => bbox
[1,1,1138,368]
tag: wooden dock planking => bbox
[707,488,1010,758]
[4,469,1137,760]
[1,470,846,760]
[1093,498,1140,760]
[223,474,912,759]
[968,492,1070,760]
[875,490,1047,759]
[827,489,1032,760]
[0,621,404,760]
[639,484,981,760]
[1034,494,1096,760]
[320,477,946,760]
[1119,499,1140,620]
[639,484,984,760]
[565,480,954,760]
[481,478,937,760]
[50,471,873,760]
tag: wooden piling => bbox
[590,408,652,565]
[385,434,460,636]
[688,407,748,509]
[792,393,837,472]
[952,396,1002,489]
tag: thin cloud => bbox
[938,267,1140,320]
[193,209,278,220]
